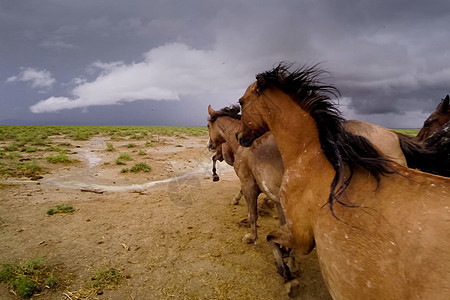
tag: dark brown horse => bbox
[237,63,450,299]
[416,95,450,141]
[396,96,450,177]
[398,120,450,177]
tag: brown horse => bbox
[395,95,450,177]
[208,142,244,204]
[237,64,450,299]
[208,104,408,245]
[208,105,285,244]
[416,95,450,141]
[209,142,234,181]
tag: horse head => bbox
[416,95,450,141]
[237,82,270,147]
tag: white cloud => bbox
[30,42,249,113]
[6,67,56,89]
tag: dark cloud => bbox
[1,0,450,127]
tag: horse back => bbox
[314,166,450,299]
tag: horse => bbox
[208,104,409,246]
[395,95,450,177]
[209,142,234,181]
[416,95,450,141]
[208,105,285,244]
[236,63,450,299]
[208,141,244,204]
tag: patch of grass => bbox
[6,152,22,159]
[145,141,153,147]
[45,146,66,152]
[91,267,122,291]
[138,150,146,155]
[120,168,129,173]
[3,143,19,152]
[0,258,57,298]
[17,161,42,176]
[106,142,115,152]
[118,152,132,161]
[392,128,419,136]
[130,162,151,173]
[21,147,38,153]
[126,143,136,148]
[46,204,75,215]
[46,152,75,164]
[116,160,126,165]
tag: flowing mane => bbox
[256,63,395,216]
[208,105,241,123]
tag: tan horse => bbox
[237,64,450,299]
[209,142,244,204]
[208,105,285,244]
[416,95,450,141]
[208,104,408,246]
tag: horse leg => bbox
[232,189,243,205]
[267,226,295,282]
[275,201,286,226]
[212,155,220,182]
[241,183,259,244]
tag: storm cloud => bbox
[1,0,450,127]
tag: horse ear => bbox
[208,105,215,116]
[438,95,450,113]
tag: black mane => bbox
[208,105,241,123]
[256,63,395,216]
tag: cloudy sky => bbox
[1,0,450,127]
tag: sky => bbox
[1,0,450,128]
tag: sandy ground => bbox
[0,134,331,299]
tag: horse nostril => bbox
[235,133,239,141]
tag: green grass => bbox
[106,142,115,151]
[46,152,76,164]
[118,152,132,161]
[392,128,419,136]
[17,161,42,176]
[0,258,57,298]
[46,204,75,215]
[0,126,208,142]
[130,162,151,173]
[90,267,122,290]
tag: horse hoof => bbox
[285,279,301,298]
[213,175,220,182]
[242,233,256,244]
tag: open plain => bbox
[0,127,330,299]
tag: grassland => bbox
[0,125,207,178]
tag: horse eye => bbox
[424,120,432,128]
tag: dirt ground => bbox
[0,134,331,299]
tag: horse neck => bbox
[261,89,326,165]
[216,117,241,153]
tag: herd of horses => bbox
[207,63,450,299]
